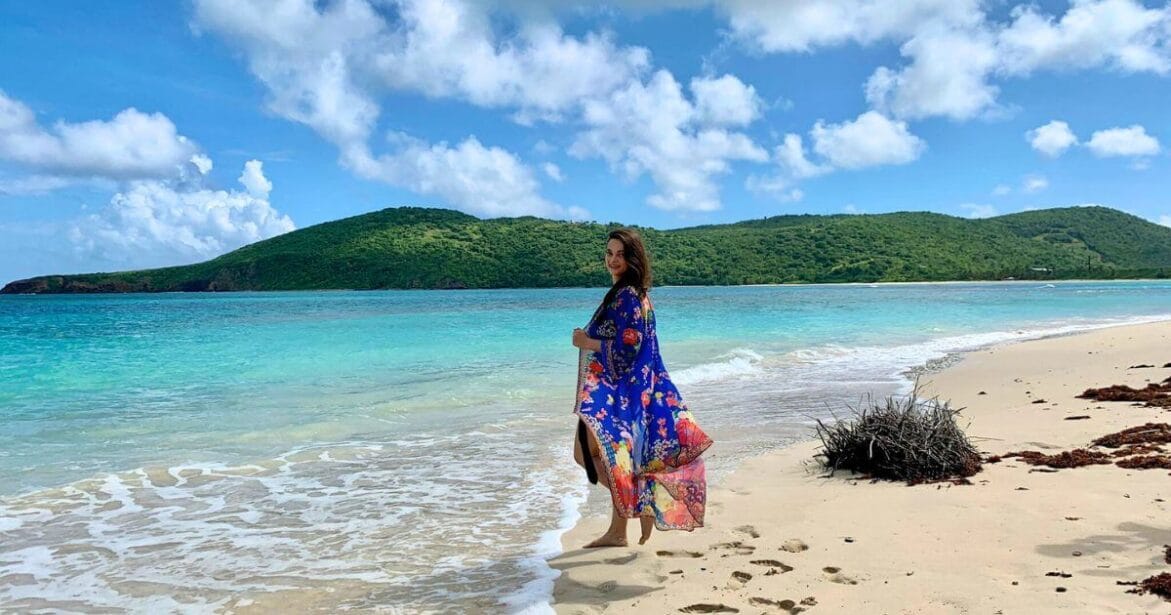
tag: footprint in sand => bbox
[657,549,704,558]
[711,541,756,555]
[733,524,761,539]
[597,580,617,593]
[751,559,795,574]
[749,597,804,613]
[727,570,753,589]
[604,553,638,565]
[678,604,740,613]
[822,566,859,585]
[780,539,809,553]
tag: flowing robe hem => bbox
[574,406,714,531]
[573,409,647,521]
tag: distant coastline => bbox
[5,277,1171,296]
[4,204,1170,294]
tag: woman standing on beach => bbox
[571,228,714,548]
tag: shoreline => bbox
[3,278,1169,296]
[549,319,1171,613]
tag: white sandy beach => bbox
[551,320,1171,614]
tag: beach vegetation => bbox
[814,386,982,484]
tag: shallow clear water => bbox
[2,281,1170,612]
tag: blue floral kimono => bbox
[574,285,713,531]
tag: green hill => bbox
[4,205,1170,293]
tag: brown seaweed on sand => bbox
[1002,449,1112,469]
[1109,443,1166,457]
[1077,377,1171,409]
[1130,572,1171,601]
[1115,454,1171,470]
[1091,423,1171,448]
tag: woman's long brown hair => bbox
[599,227,653,310]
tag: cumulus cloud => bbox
[750,112,922,200]
[1160,215,1171,228]
[998,0,1171,75]
[717,0,1171,122]
[238,159,273,198]
[542,162,564,182]
[0,175,74,196]
[960,203,998,218]
[1022,175,1049,193]
[347,135,586,219]
[69,158,295,268]
[717,0,982,53]
[192,0,662,217]
[371,2,651,119]
[690,74,763,126]
[865,29,1001,120]
[1085,125,1161,157]
[744,173,805,202]
[991,184,1011,196]
[193,0,779,215]
[775,134,831,179]
[0,90,198,179]
[1027,120,1078,157]
[0,87,295,272]
[570,70,767,212]
[810,111,926,169]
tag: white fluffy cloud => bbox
[960,203,998,218]
[370,2,650,120]
[810,111,926,169]
[192,0,383,147]
[1027,120,1078,157]
[865,29,1000,120]
[1022,175,1049,193]
[193,0,780,215]
[775,134,831,180]
[0,87,295,272]
[1085,125,1162,157]
[721,0,1171,121]
[347,135,586,219]
[70,158,295,268]
[1159,215,1171,228]
[0,90,198,179]
[717,0,982,53]
[0,175,74,196]
[750,112,922,200]
[998,0,1171,75]
[690,74,763,126]
[542,162,565,182]
[570,70,767,212]
[191,0,671,218]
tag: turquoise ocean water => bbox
[2,281,1171,612]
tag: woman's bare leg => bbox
[639,515,653,545]
[584,490,628,548]
[572,427,586,469]
[581,427,629,548]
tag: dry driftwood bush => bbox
[815,386,982,484]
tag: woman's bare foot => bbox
[638,516,654,545]
[584,531,627,548]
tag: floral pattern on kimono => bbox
[574,285,714,531]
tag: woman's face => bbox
[605,238,628,281]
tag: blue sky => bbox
[1,0,1170,283]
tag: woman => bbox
[571,228,714,548]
